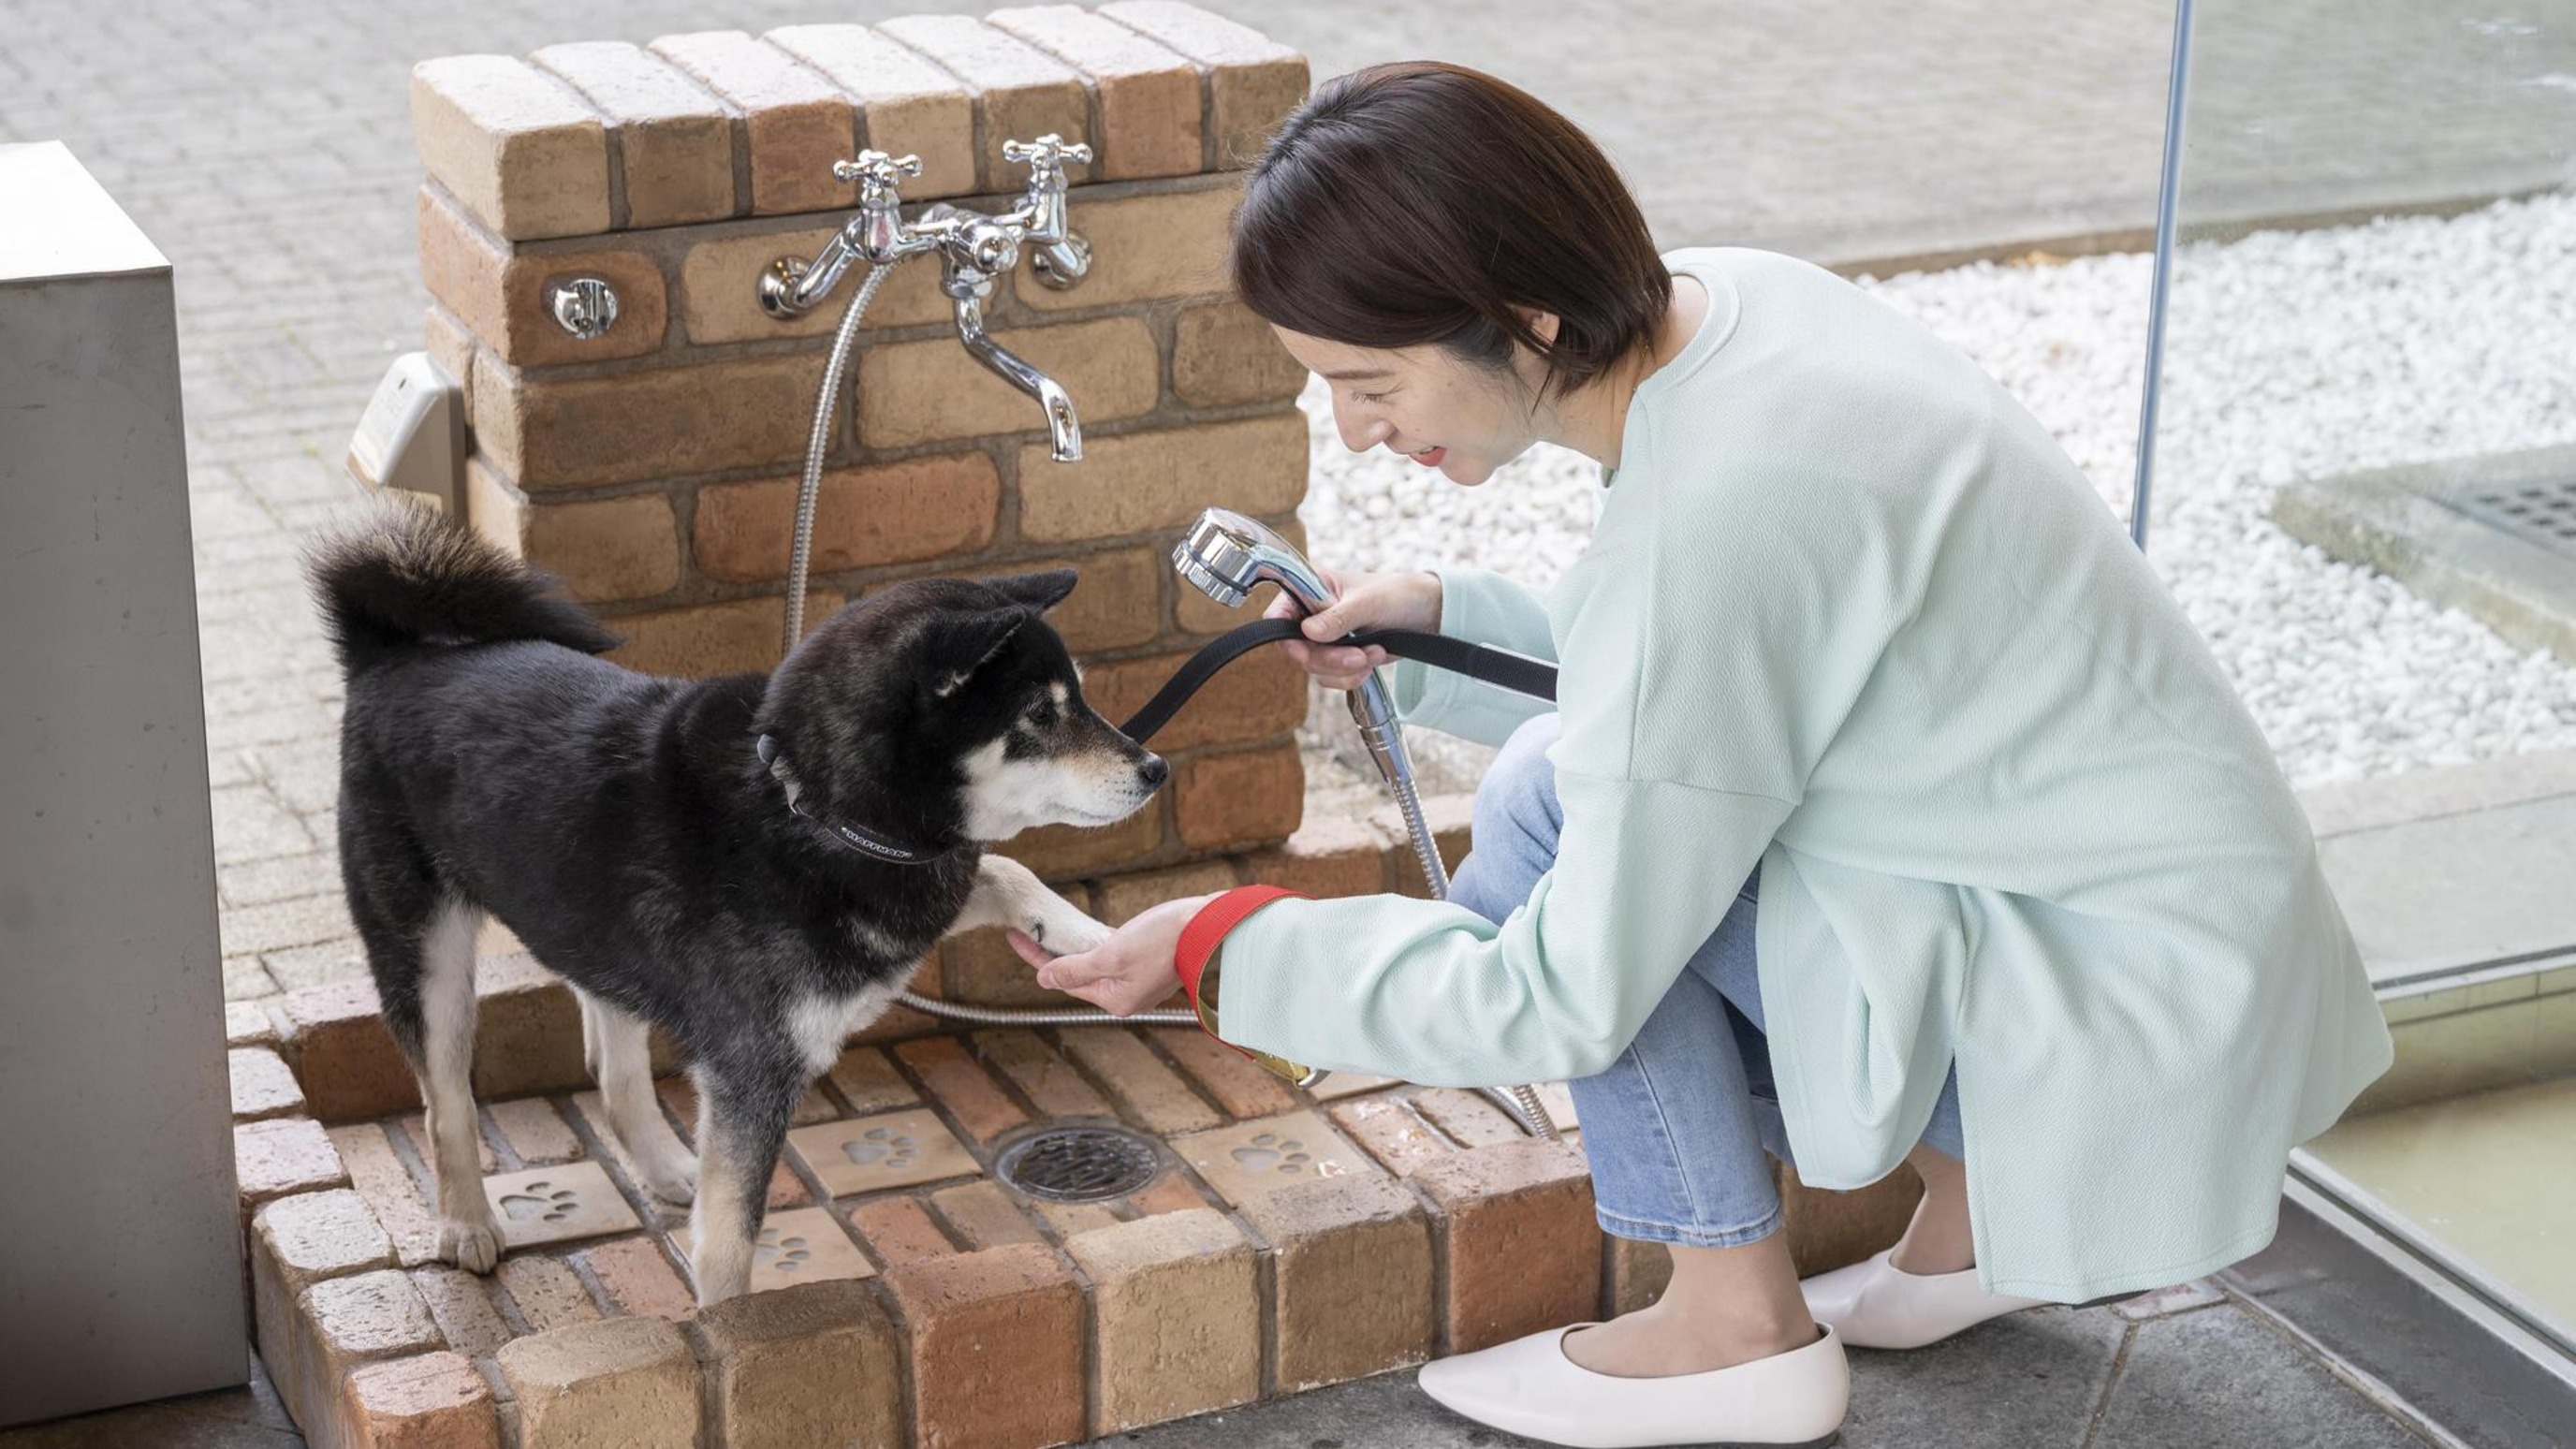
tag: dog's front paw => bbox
[1029,911,1112,959]
[440,1217,502,1274]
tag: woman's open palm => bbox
[1004,893,1221,1017]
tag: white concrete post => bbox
[0,139,246,1426]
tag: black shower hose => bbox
[1113,617,1555,745]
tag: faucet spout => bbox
[952,292,1082,461]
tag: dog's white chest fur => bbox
[788,978,907,1075]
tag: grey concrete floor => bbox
[1,0,2563,1443]
[0,1290,2448,1448]
[1100,1295,2445,1449]
[0,1357,300,1449]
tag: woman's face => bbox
[1269,325,1546,487]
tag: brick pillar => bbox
[409,5,1313,887]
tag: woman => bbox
[1009,61,2392,1448]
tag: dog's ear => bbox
[919,606,1030,700]
[984,567,1078,615]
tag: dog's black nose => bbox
[1138,755,1169,788]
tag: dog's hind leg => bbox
[342,800,499,1272]
[578,988,605,1082]
[418,897,503,1272]
[686,1058,799,1308]
[577,988,698,1205]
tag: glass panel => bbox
[2142,0,2576,1349]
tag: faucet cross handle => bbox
[1002,134,1092,184]
[833,150,923,202]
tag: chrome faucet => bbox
[1173,508,1427,861]
[759,136,1095,461]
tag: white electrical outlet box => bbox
[346,351,465,513]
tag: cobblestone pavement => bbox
[4,5,2558,1443]
[7,0,2569,1012]
[6,5,2549,1444]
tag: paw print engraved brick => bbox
[480,1162,641,1250]
[1173,1110,1379,1207]
[787,1108,982,1195]
[679,1205,878,1295]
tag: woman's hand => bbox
[1003,893,1222,1017]
[1266,566,1443,693]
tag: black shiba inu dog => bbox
[304,503,1160,1305]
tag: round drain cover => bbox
[996,1126,1164,1204]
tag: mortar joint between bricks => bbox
[722,103,753,222]
[473,1356,512,1408]
[1173,52,1219,173]
[914,1186,978,1251]
[842,72,871,192]
[460,319,922,388]
[1247,1208,1284,1398]
[1411,1173,1459,1360]
[850,1267,929,1445]
[629,1217,704,1305]
[995,432,1030,552]
[891,398,1308,472]
[1597,1232,1620,1323]
[884,1035,1020,1178]
[973,285,1209,334]
[955,1031,1075,1140]
[482,309,1267,398]
[682,1314,724,1449]
[476,1105,526,1175]
[376,1114,443,1207]
[559,1249,622,1322]
[1396,1087,1487,1155]
[1034,1021,1145,1127]
[1149,303,1183,416]
[772,1125,842,1223]
[1131,1019,1237,1122]
[470,394,1295,506]
[1080,1251,1107,1442]
[483,1259,544,1342]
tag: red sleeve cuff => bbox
[1176,884,1313,1023]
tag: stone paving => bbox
[0,1282,2449,1449]
[1109,1291,2442,1449]
[4,0,2567,1443]
[5,0,2571,1011]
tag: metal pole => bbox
[2130,0,2197,553]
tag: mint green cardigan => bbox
[1212,246,2393,1302]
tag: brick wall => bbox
[409,3,1314,890]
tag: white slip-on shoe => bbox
[1413,1320,1849,1448]
[1799,1249,2047,1351]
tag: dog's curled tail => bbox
[303,501,620,672]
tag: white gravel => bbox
[1294,191,2576,791]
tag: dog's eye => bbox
[1026,701,1057,726]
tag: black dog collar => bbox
[755,733,961,866]
[752,622,1553,869]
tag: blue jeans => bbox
[1445,711,1966,1249]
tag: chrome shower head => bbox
[1173,507,1335,614]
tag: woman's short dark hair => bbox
[1229,61,1671,401]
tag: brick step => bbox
[227,794,1480,1129]
[234,1011,1922,1447]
